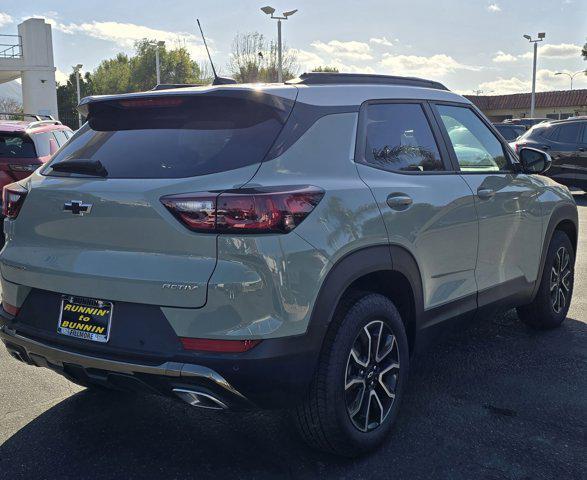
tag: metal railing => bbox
[0,34,23,59]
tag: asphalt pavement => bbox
[0,194,585,480]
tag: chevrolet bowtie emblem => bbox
[63,200,93,216]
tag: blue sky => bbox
[1,0,586,94]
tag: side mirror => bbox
[49,138,59,155]
[518,147,551,174]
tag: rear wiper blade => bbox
[51,159,108,177]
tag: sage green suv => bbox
[0,73,578,456]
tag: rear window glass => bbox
[0,134,37,158]
[46,93,293,179]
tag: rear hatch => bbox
[0,131,40,188]
[1,87,296,308]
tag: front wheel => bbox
[517,230,574,329]
[294,293,409,457]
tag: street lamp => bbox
[260,6,298,82]
[523,32,545,118]
[153,40,165,85]
[555,70,587,90]
[73,63,83,128]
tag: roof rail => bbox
[26,119,63,129]
[0,112,56,121]
[286,72,449,91]
[151,83,204,91]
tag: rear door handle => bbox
[579,147,585,152]
[477,188,495,200]
[386,194,413,210]
[542,145,550,150]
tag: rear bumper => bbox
[1,324,251,409]
[0,304,322,409]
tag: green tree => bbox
[90,41,204,96]
[129,40,202,91]
[312,66,339,73]
[57,70,93,128]
[92,53,132,95]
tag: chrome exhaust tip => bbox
[173,388,228,410]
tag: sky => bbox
[0,0,586,95]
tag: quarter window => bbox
[437,105,508,172]
[362,103,444,172]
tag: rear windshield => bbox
[0,133,37,158]
[46,93,293,178]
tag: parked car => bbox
[0,73,578,457]
[503,117,549,129]
[493,122,526,141]
[511,117,587,191]
[0,114,73,242]
[0,114,73,196]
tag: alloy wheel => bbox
[344,320,400,432]
[550,246,572,314]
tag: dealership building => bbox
[466,89,587,122]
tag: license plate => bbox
[57,296,113,343]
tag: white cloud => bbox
[370,37,394,47]
[518,43,582,59]
[478,68,587,94]
[292,49,325,71]
[379,53,481,77]
[0,12,13,27]
[487,3,501,12]
[492,51,517,63]
[55,68,69,85]
[311,40,373,61]
[51,20,209,60]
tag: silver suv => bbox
[0,73,578,456]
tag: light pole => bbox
[555,70,587,90]
[73,63,83,128]
[260,6,298,82]
[154,40,165,85]
[523,32,545,118]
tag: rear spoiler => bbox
[77,87,298,118]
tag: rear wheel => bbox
[517,230,574,329]
[294,293,409,457]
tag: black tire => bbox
[294,292,409,457]
[517,230,574,329]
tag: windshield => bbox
[46,93,294,179]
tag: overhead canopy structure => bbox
[0,18,58,118]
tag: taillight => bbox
[180,337,261,353]
[2,183,28,219]
[2,300,19,316]
[161,186,324,234]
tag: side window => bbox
[52,130,68,147]
[581,124,587,144]
[362,103,444,172]
[436,105,508,173]
[30,132,52,157]
[557,123,581,144]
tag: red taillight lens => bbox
[2,300,19,316]
[2,183,28,219]
[180,337,261,353]
[161,186,324,234]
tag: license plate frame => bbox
[57,296,113,343]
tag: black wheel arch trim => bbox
[531,202,578,301]
[305,244,424,360]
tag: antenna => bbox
[196,19,236,85]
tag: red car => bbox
[0,113,73,193]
